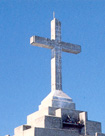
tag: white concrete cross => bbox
[30,16,81,92]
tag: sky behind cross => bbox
[0,0,105,136]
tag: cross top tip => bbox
[53,11,55,19]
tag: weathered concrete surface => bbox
[38,90,75,110]
[86,121,101,135]
[30,17,81,92]
[35,127,79,136]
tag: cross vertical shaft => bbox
[51,18,62,91]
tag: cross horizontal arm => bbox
[30,36,54,49]
[30,36,81,54]
[60,41,81,54]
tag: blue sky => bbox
[0,0,105,135]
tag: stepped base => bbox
[14,90,105,136]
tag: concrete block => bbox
[86,120,101,135]
[39,90,75,110]
[14,125,31,135]
[95,132,105,136]
[27,106,58,125]
[45,116,62,129]
[35,127,79,136]
[31,116,45,128]
[23,127,35,136]
[79,112,88,122]
[56,108,82,120]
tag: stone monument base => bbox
[13,91,105,136]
